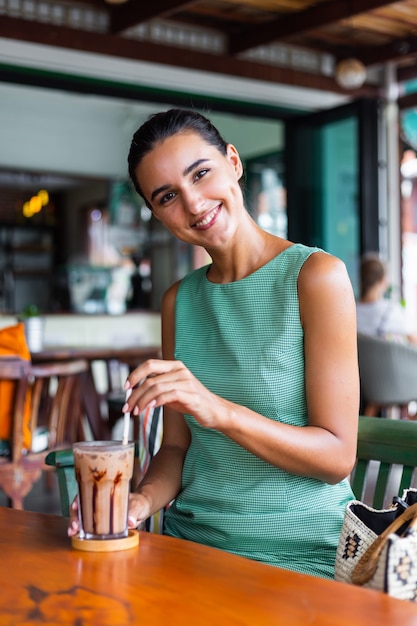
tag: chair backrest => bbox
[351,415,417,509]
[30,359,90,447]
[357,333,417,406]
[0,358,90,509]
[0,357,31,462]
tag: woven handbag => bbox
[335,488,417,602]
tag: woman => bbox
[356,253,417,417]
[356,254,417,344]
[70,109,359,579]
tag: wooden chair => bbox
[30,359,89,448]
[0,358,90,509]
[351,415,417,509]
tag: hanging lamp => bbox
[335,58,367,89]
[334,2,367,90]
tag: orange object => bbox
[0,322,31,449]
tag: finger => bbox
[128,494,151,526]
[67,496,80,536]
[125,359,183,391]
[124,359,165,389]
[128,514,140,528]
[67,519,80,537]
[123,374,164,414]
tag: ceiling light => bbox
[104,0,128,4]
[335,58,367,90]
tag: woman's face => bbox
[134,131,244,249]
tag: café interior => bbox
[2,1,417,623]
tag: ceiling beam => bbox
[109,1,193,35]
[398,92,417,111]
[397,64,417,83]
[229,0,397,56]
[353,36,417,67]
[0,15,378,97]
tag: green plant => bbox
[18,304,41,320]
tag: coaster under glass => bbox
[71,529,139,552]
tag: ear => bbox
[226,144,244,180]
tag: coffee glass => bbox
[73,441,135,540]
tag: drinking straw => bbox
[122,388,132,445]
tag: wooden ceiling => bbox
[2,0,417,103]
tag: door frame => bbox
[285,98,380,255]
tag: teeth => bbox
[195,207,219,227]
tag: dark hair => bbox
[360,254,386,298]
[128,108,228,201]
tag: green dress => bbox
[164,243,354,579]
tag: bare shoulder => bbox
[298,250,351,294]
[298,251,355,326]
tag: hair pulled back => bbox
[359,254,386,298]
[128,108,228,201]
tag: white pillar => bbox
[383,62,402,295]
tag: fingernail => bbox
[122,403,129,412]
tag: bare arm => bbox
[125,252,359,488]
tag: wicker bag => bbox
[335,489,417,602]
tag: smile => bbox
[193,206,220,229]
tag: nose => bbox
[181,187,204,214]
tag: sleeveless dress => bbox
[163,243,354,579]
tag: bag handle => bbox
[351,502,417,585]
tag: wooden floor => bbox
[0,472,62,516]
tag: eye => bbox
[159,191,176,206]
[194,168,209,181]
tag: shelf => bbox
[12,269,52,277]
[8,244,52,254]
[0,224,55,313]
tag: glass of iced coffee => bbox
[73,441,135,540]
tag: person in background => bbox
[69,108,359,580]
[356,254,417,345]
[356,253,417,417]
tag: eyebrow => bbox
[150,158,210,202]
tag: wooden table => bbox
[31,345,161,439]
[31,345,161,365]
[1,507,417,625]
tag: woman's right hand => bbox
[127,492,153,529]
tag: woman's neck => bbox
[207,222,288,284]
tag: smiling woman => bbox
[69,108,360,580]
[134,132,244,260]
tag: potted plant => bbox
[19,305,44,353]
